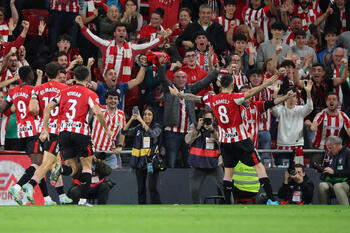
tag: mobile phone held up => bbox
[132,106,139,115]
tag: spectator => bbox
[271,81,313,165]
[193,31,218,72]
[215,0,240,34]
[137,8,166,41]
[92,90,126,169]
[171,7,192,57]
[17,45,29,68]
[325,0,350,33]
[76,15,171,81]
[225,53,249,91]
[291,29,318,65]
[122,0,143,41]
[241,0,278,43]
[308,92,350,165]
[49,0,80,52]
[89,56,148,109]
[99,5,138,40]
[282,15,303,47]
[256,21,290,69]
[278,164,314,204]
[318,136,350,205]
[158,64,219,168]
[122,107,163,204]
[175,4,227,56]
[185,108,223,204]
[317,27,338,66]
[307,32,321,54]
[0,0,18,42]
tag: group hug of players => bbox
[4,59,290,206]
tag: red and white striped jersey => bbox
[233,71,249,90]
[195,50,218,72]
[293,5,320,32]
[32,81,68,134]
[92,107,126,152]
[312,110,350,149]
[203,92,248,143]
[0,21,9,42]
[283,28,296,47]
[340,8,347,33]
[251,87,274,131]
[242,5,272,42]
[312,0,321,14]
[214,16,240,34]
[50,0,79,13]
[6,85,38,138]
[240,101,265,147]
[0,69,17,93]
[54,84,100,136]
[165,90,189,133]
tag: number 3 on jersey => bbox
[218,106,229,124]
[66,99,77,120]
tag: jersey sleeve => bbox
[88,91,100,108]
[52,93,61,105]
[31,86,39,100]
[255,101,265,114]
[232,93,245,105]
[202,94,211,107]
[314,111,325,125]
[342,112,350,129]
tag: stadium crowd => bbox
[0,0,350,205]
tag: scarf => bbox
[107,41,132,83]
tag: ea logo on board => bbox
[0,161,28,205]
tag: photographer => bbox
[318,136,350,205]
[185,108,223,204]
[68,156,115,205]
[278,164,314,205]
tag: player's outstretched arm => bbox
[244,74,279,100]
[92,105,113,137]
[168,85,202,103]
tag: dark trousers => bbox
[135,169,161,204]
[68,182,111,204]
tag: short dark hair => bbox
[280,60,296,69]
[232,33,247,42]
[271,21,287,31]
[220,75,233,88]
[105,89,120,99]
[326,92,339,100]
[124,0,138,10]
[199,4,211,11]
[239,84,251,91]
[114,22,128,31]
[184,48,196,55]
[249,68,263,77]
[194,31,208,40]
[284,87,297,95]
[229,53,241,62]
[198,107,214,119]
[74,66,89,81]
[153,7,164,18]
[294,28,306,38]
[45,62,63,79]
[312,63,324,69]
[56,51,68,60]
[57,34,72,43]
[18,66,33,82]
[294,164,305,173]
[224,0,236,6]
[324,27,338,36]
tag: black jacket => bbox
[278,175,314,204]
[175,20,227,56]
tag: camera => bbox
[203,118,212,125]
[312,162,324,173]
[287,166,297,176]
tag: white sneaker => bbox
[59,194,73,204]
[44,196,57,206]
[78,199,93,207]
[23,183,35,204]
[8,184,23,205]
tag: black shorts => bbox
[43,134,60,156]
[58,131,93,160]
[18,135,43,155]
[220,139,261,168]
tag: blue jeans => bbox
[258,130,272,160]
[49,10,79,52]
[164,131,189,168]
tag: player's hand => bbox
[169,84,179,96]
[39,130,49,142]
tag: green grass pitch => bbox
[1,205,350,233]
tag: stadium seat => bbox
[233,197,256,204]
[203,195,224,204]
[21,9,49,38]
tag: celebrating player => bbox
[169,73,280,204]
